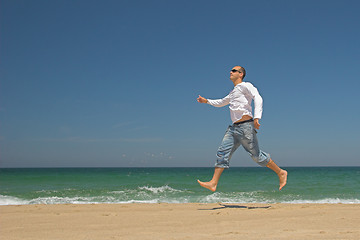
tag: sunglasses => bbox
[231,69,242,73]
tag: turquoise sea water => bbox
[0,167,359,205]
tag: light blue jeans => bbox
[215,122,270,168]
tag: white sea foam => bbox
[1,194,360,205]
[138,185,183,194]
[0,195,30,205]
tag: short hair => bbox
[238,66,246,79]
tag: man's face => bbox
[230,66,242,82]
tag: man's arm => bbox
[197,95,208,103]
[245,83,263,129]
[250,89,263,120]
[197,94,230,107]
[254,118,261,130]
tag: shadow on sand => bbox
[198,204,271,211]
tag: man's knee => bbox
[215,157,230,168]
[251,151,270,167]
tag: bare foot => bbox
[197,180,217,192]
[278,170,288,191]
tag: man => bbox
[197,66,287,191]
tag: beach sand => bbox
[1,203,359,240]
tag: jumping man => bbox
[197,66,287,191]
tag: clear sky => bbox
[1,0,360,168]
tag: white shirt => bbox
[207,82,263,123]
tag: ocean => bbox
[0,167,359,205]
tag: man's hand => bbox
[254,119,261,129]
[197,95,208,103]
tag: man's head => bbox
[230,66,246,84]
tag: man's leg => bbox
[266,159,288,190]
[198,125,238,192]
[197,167,224,192]
[240,122,288,191]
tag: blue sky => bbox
[1,0,359,168]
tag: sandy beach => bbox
[1,203,359,240]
